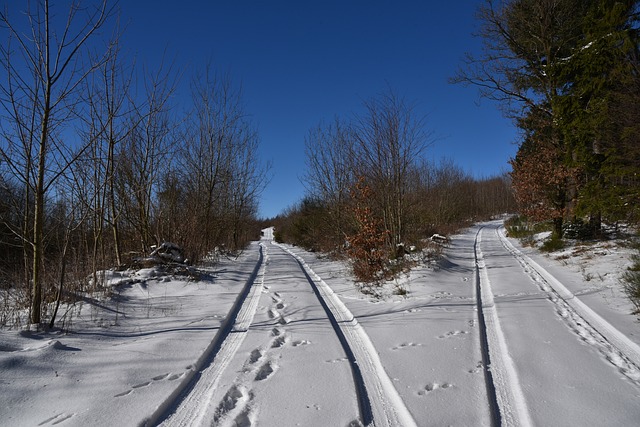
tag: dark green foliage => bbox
[563,219,600,240]
[463,1,640,238]
[553,0,640,230]
[540,237,566,253]
[622,241,640,316]
[504,216,552,242]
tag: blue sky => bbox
[120,1,518,218]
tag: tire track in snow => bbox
[274,242,417,427]
[144,242,267,427]
[496,226,640,386]
[474,227,533,427]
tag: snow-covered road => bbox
[477,222,640,426]
[2,221,640,426]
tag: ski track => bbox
[474,227,533,427]
[274,242,417,427]
[146,243,267,427]
[496,226,640,386]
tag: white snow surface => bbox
[2,221,640,426]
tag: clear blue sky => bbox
[120,1,518,219]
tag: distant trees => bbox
[0,2,268,328]
[283,89,515,282]
[455,0,640,237]
[165,69,268,261]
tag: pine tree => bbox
[554,0,640,230]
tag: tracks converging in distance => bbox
[149,240,416,427]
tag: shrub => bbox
[622,243,640,317]
[346,178,390,284]
[540,237,565,252]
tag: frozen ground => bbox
[1,220,640,426]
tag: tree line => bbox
[454,0,640,239]
[0,1,268,326]
[271,90,515,283]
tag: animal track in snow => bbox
[437,330,470,339]
[432,291,453,298]
[325,357,349,364]
[38,412,75,425]
[132,381,151,389]
[292,339,311,347]
[114,371,183,397]
[417,382,453,396]
[468,361,484,374]
[391,342,424,350]
[271,327,282,337]
[152,373,170,381]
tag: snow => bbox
[2,221,640,426]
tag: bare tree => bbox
[171,68,267,258]
[352,89,431,249]
[80,34,135,275]
[303,117,355,248]
[117,62,177,255]
[0,0,115,325]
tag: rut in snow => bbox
[275,242,417,427]
[474,227,533,427]
[496,226,640,387]
[147,243,267,427]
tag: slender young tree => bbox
[303,117,355,249]
[0,0,115,325]
[352,89,431,250]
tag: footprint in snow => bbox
[214,385,249,422]
[271,336,287,348]
[249,349,263,365]
[278,316,291,325]
[255,361,277,381]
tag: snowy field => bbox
[2,220,640,426]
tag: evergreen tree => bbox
[554,0,640,231]
[457,0,640,234]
